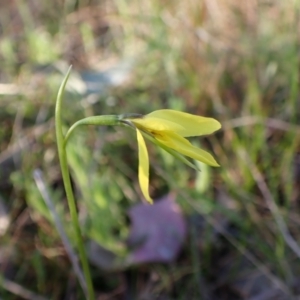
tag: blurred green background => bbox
[1,0,300,299]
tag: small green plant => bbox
[55,66,221,298]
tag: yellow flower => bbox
[122,109,221,203]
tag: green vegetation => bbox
[1,0,300,299]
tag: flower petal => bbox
[155,131,220,167]
[142,130,201,171]
[146,109,221,137]
[136,129,153,203]
[132,117,185,132]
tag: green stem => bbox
[55,66,95,300]
[64,115,120,146]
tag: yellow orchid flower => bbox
[121,109,221,203]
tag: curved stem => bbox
[64,115,120,146]
[55,66,95,300]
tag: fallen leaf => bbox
[126,193,186,264]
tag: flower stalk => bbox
[55,66,94,299]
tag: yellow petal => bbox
[136,129,153,203]
[132,117,185,133]
[146,109,221,137]
[155,131,220,167]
